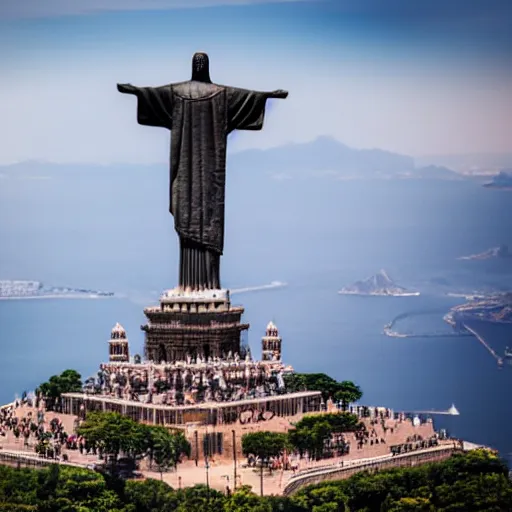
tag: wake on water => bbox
[230,280,287,295]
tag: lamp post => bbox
[232,429,237,490]
[194,431,199,466]
[205,455,210,503]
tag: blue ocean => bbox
[1,174,511,463]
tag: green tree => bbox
[225,485,272,512]
[242,431,291,496]
[0,466,38,509]
[284,374,339,401]
[288,420,335,460]
[58,369,83,393]
[293,484,348,511]
[77,411,147,473]
[292,413,361,433]
[36,369,82,411]
[175,485,225,512]
[386,497,435,511]
[433,473,512,511]
[288,413,362,460]
[291,449,512,512]
[151,428,174,479]
[334,381,363,410]
[36,464,60,506]
[1,446,512,512]
[283,373,363,407]
[312,504,342,512]
[172,431,192,467]
[264,495,307,512]
[287,426,309,458]
[123,478,178,512]
[30,465,124,512]
[148,427,191,480]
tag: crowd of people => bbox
[0,400,89,461]
[353,425,387,450]
[390,434,440,456]
[244,453,299,473]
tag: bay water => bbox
[1,176,511,464]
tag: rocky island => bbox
[0,280,114,300]
[339,270,420,297]
[483,170,512,190]
[458,244,511,261]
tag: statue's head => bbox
[192,52,211,83]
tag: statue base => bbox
[161,287,229,304]
[142,286,248,363]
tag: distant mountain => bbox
[458,245,512,261]
[412,165,462,180]
[339,269,420,297]
[484,170,512,189]
[229,136,432,179]
[1,137,463,182]
[415,153,512,175]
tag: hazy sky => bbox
[1,0,511,164]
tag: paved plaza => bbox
[0,403,456,496]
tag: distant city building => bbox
[0,280,42,297]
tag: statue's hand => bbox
[117,83,138,95]
[270,89,288,99]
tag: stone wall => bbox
[283,445,459,496]
[0,451,82,471]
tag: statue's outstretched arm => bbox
[267,90,288,99]
[117,83,139,95]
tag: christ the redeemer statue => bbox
[117,52,288,291]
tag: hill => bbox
[229,136,416,178]
[228,136,461,180]
[1,138,464,182]
[458,245,512,261]
[483,170,512,189]
[412,164,463,180]
[339,269,420,297]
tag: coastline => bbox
[483,185,512,190]
[0,294,115,301]
[445,293,487,300]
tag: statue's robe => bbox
[129,81,270,290]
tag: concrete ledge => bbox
[283,445,460,496]
[0,450,85,470]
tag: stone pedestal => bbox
[142,288,249,363]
